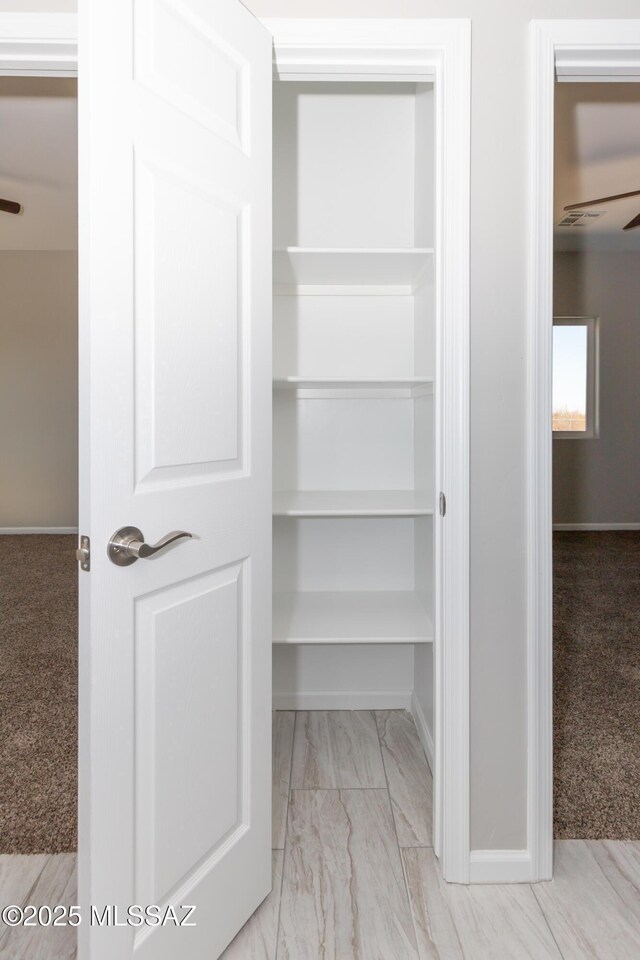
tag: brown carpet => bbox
[554,531,640,839]
[1,535,77,853]
[3,531,637,847]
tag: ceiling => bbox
[555,82,640,251]
[0,76,77,251]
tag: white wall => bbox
[554,252,640,526]
[0,251,78,529]
[17,0,640,853]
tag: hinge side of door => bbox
[76,535,90,572]
[439,492,446,517]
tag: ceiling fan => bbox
[564,189,640,231]
[0,198,21,215]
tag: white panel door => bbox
[78,1,271,958]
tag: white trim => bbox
[0,13,77,76]
[555,35,640,81]
[529,18,640,886]
[434,20,471,885]
[273,691,413,711]
[0,526,78,534]
[410,690,435,775]
[553,523,640,531]
[469,850,533,884]
[268,17,470,886]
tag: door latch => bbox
[76,534,90,572]
[439,492,446,517]
[107,526,192,566]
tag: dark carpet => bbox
[554,531,640,839]
[0,535,77,853]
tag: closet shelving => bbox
[273,591,434,645]
[273,490,433,518]
[273,376,433,398]
[272,79,435,652]
[273,246,433,288]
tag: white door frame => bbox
[528,19,640,882]
[1,11,471,889]
[266,18,471,884]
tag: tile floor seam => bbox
[531,881,569,960]
[274,710,297,960]
[399,847,431,959]
[375,711,420,957]
[288,785,391,792]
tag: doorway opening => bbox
[552,80,640,839]
[0,73,78,949]
[529,20,640,881]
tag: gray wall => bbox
[14,0,640,852]
[554,252,640,525]
[0,252,78,528]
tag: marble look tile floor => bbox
[1,711,640,959]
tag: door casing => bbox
[0,9,471,891]
[267,18,471,884]
[528,18,640,884]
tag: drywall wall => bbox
[0,76,77,530]
[554,252,640,525]
[0,77,78,251]
[243,0,640,854]
[0,251,78,528]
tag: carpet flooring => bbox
[2,532,637,850]
[554,532,640,839]
[0,535,77,853]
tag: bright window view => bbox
[553,320,591,433]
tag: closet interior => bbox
[271,78,437,734]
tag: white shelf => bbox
[273,591,433,645]
[273,490,433,518]
[274,376,433,389]
[273,376,433,398]
[273,247,433,288]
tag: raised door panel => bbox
[134,564,247,910]
[134,0,249,152]
[134,155,246,487]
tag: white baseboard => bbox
[272,690,413,711]
[0,526,78,534]
[553,523,640,531]
[410,691,434,774]
[469,849,533,883]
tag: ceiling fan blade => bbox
[0,198,21,215]
[623,212,640,231]
[564,189,640,211]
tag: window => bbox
[552,317,598,438]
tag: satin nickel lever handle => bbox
[108,526,192,566]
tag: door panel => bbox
[135,563,245,904]
[78,0,271,957]
[134,0,250,153]
[134,155,245,483]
